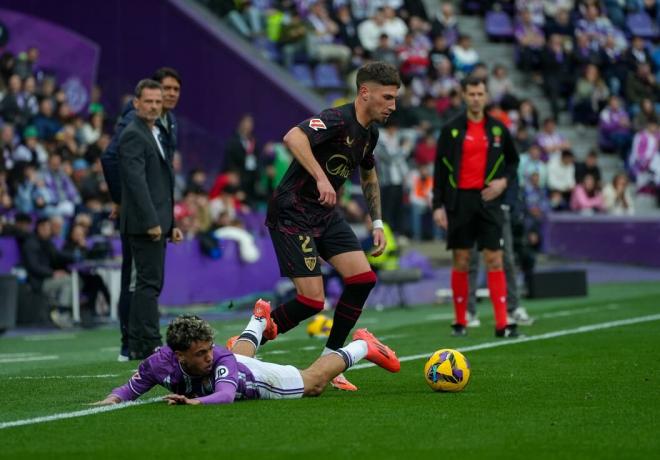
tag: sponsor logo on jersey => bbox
[304,256,317,271]
[326,154,351,178]
[308,118,327,131]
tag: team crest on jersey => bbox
[308,118,327,131]
[304,256,317,271]
[345,136,354,147]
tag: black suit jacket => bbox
[118,117,174,236]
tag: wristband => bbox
[372,219,384,230]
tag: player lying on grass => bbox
[93,300,399,405]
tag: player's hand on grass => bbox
[163,394,201,405]
[371,228,387,257]
[317,178,336,207]
[90,395,122,406]
[481,178,507,201]
[433,208,447,230]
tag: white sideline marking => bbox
[2,313,659,430]
[350,313,660,370]
[0,355,59,364]
[0,353,41,358]
[2,374,120,381]
[24,334,77,342]
[0,397,162,430]
[539,304,619,319]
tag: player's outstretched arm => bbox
[360,167,386,256]
[91,395,122,406]
[283,127,335,207]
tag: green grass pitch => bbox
[0,282,659,459]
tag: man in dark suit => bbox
[102,68,181,361]
[119,79,182,360]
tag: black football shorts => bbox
[269,215,363,277]
[446,189,504,251]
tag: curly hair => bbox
[166,315,215,351]
[356,61,401,90]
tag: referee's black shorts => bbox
[446,189,504,251]
[269,215,363,278]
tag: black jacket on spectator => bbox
[118,117,174,236]
[21,234,72,292]
[433,113,519,211]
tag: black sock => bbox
[271,294,324,334]
[325,271,377,350]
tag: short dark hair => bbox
[460,75,487,90]
[166,314,215,352]
[152,67,182,86]
[356,61,401,90]
[134,79,162,98]
[15,213,32,224]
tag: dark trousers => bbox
[118,231,132,352]
[381,184,404,234]
[127,234,165,358]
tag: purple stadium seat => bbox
[626,12,659,40]
[485,11,514,40]
[289,63,314,87]
[314,63,345,89]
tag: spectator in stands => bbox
[544,8,574,47]
[21,217,74,328]
[517,99,539,133]
[570,173,604,214]
[541,34,574,119]
[357,7,388,52]
[575,149,602,186]
[431,1,459,45]
[0,169,11,213]
[514,8,545,74]
[0,74,26,126]
[413,129,436,166]
[451,34,479,75]
[224,114,261,206]
[306,1,351,68]
[629,118,660,196]
[518,143,547,189]
[1,123,17,173]
[14,164,49,214]
[428,34,451,71]
[78,108,104,147]
[32,98,62,141]
[535,117,570,158]
[408,163,437,241]
[599,35,627,96]
[172,152,186,202]
[382,6,408,46]
[633,97,658,131]
[624,36,655,73]
[576,4,615,52]
[598,95,633,159]
[62,222,110,320]
[603,172,635,215]
[488,64,515,107]
[572,33,602,74]
[14,125,47,168]
[572,63,610,126]
[335,4,364,61]
[626,63,660,113]
[547,148,576,210]
[397,31,431,77]
[375,121,409,236]
[40,152,81,219]
[19,75,39,118]
[372,34,399,67]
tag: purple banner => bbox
[544,214,660,267]
[0,8,100,113]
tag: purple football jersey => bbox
[111,345,260,403]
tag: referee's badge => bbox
[304,257,317,271]
[492,126,502,147]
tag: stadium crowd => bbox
[1,0,659,325]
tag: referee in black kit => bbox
[432,75,520,338]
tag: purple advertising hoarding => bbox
[0,8,99,113]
